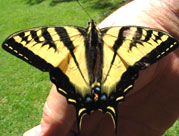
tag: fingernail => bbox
[23,125,41,136]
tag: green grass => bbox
[163,120,179,136]
[0,0,178,135]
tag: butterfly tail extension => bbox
[106,104,118,133]
[76,107,87,134]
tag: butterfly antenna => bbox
[76,0,92,20]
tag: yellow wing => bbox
[2,26,91,99]
[101,26,178,99]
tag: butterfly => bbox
[2,20,178,133]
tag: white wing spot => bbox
[161,52,165,55]
[124,85,133,93]
[9,46,13,50]
[5,43,8,47]
[18,53,23,57]
[156,55,160,58]
[24,57,28,60]
[170,44,174,48]
[166,48,169,52]
[14,50,18,53]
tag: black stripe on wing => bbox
[2,37,54,72]
[134,36,179,70]
[55,27,75,51]
[41,27,57,50]
[115,35,178,97]
[112,27,129,51]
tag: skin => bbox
[24,0,179,136]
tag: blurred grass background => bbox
[0,0,178,135]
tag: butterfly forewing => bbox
[2,26,91,97]
[102,26,178,68]
[101,26,178,101]
[3,27,68,71]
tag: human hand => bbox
[24,0,179,136]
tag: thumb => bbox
[23,85,76,136]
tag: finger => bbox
[40,85,76,136]
[23,85,76,136]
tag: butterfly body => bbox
[2,20,178,133]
